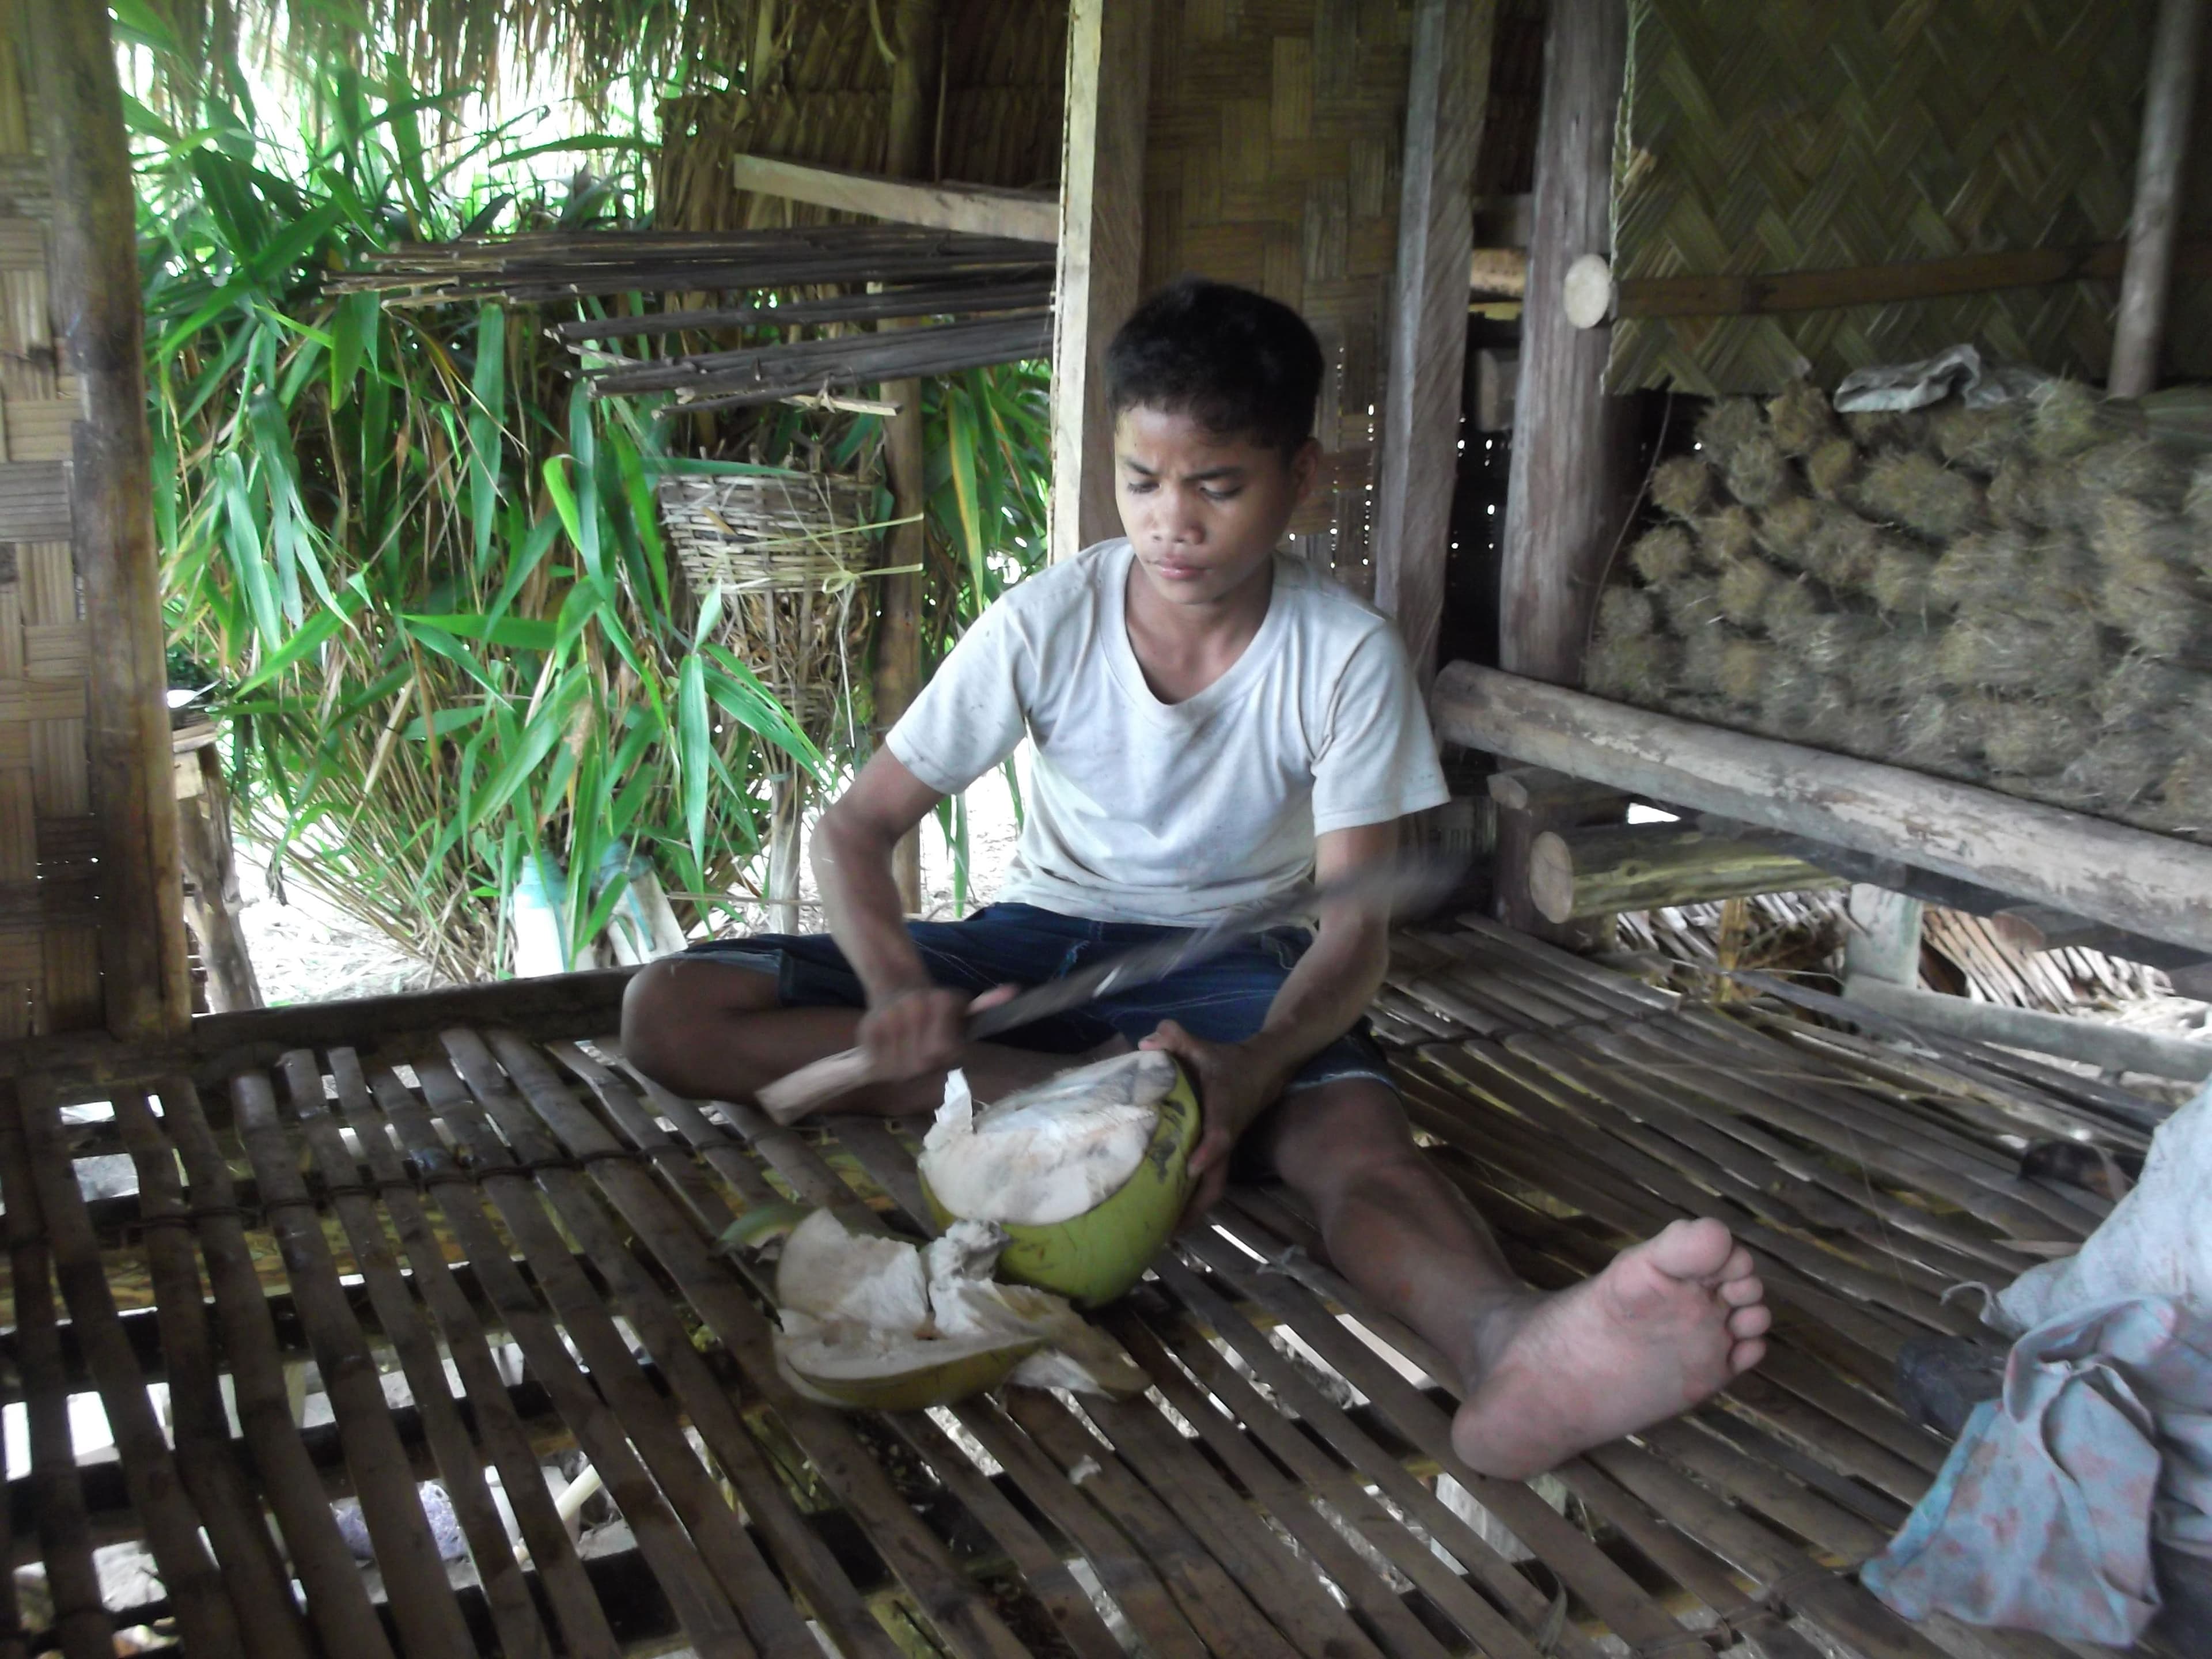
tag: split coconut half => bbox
[772,1207,1145,1411]
[916,1049,1200,1306]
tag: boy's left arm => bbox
[1141,817,1401,1221]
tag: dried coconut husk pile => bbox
[1589,380,2212,846]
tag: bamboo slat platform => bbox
[0,915,2175,1658]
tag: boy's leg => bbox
[619,954,1086,1115]
[1247,1080,1771,1481]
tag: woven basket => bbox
[657,471,885,745]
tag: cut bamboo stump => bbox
[1529,824,1842,923]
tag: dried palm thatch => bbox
[658,470,887,744]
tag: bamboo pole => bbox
[2109,0,2205,396]
[1528,822,1843,922]
[27,0,191,1038]
[1843,973,2212,1081]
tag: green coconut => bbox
[918,1050,1201,1308]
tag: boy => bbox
[623,278,1768,1478]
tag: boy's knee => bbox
[1267,1078,1422,1186]
[620,956,776,1081]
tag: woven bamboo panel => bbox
[0,2,97,1038]
[1609,0,2212,395]
[657,0,1070,235]
[1142,0,1415,593]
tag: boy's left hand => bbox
[1139,1020,1290,1229]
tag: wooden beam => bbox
[728,154,1058,244]
[1433,662,2212,957]
[1374,0,1493,688]
[30,0,192,1040]
[1047,0,1152,562]
[1494,0,1639,937]
[1529,823,1840,923]
[1615,238,2212,322]
[1844,975,2212,1083]
[1486,765,1625,816]
[2110,0,2204,396]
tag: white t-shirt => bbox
[887,538,1450,926]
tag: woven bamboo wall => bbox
[1141,0,1416,593]
[1609,0,2212,395]
[657,0,1070,234]
[0,2,97,1038]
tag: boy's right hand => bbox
[855,984,1017,1081]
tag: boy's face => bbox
[1113,405,1320,609]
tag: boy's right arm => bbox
[811,750,986,1081]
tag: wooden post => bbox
[2109,0,2204,398]
[873,0,946,913]
[176,746,263,1013]
[1047,0,1152,563]
[1373,0,1493,689]
[1843,885,1923,988]
[1491,0,1639,939]
[29,0,192,1039]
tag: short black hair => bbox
[1104,278,1324,459]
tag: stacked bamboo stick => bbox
[1589,380,2212,844]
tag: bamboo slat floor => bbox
[0,914,2180,1658]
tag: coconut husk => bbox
[1651,455,1712,520]
[1798,675,1858,747]
[1586,631,1677,707]
[1897,695,1988,779]
[2077,438,2192,512]
[1870,541,1938,614]
[1987,454,2051,531]
[1597,585,1658,638]
[1836,706,1900,759]
[1982,699,2096,777]
[2093,506,2208,657]
[1843,621,1945,704]
[2055,729,2179,808]
[1806,512,1884,591]
[1756,653,1825,733]
[1929,399,2028,474]
[1657,574,1725,636]
[1851,450,1986,541]
[1927,528,2029,612]
[1767,381,1838,457]
[2094,656,2203,729]
[1755,494,1825,571]
[2154,752,2212,833]
[1696,504,1758,566]
[2187,458,2212,530]
[1796,612,1885,677]
[1717,555,1781,627]
[1938,611,2104,692]
[1722,431,1791,509]
[1761,578,1828,654]
[1678,624,1733,694]
[1629,524,1698,585]
[1698,396,1768,462]
[1798,680,1896,759]
[1804,437,1859,501]
[1718,634,1771,703]
[1843,407,1932,452]
[2029,379,2105,461]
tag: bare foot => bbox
[1450,1217,1770,1480]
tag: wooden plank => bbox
[1432,662,2212,957]
[229,1069,482,1659]
[2107,0,2203,397]
[368,1060,760,1654]
[1048,0,1152,561]
[139,1076,400,1659]
[1372,0,1491,686]
[728,154,1056,243]
[17,1075,246,1654]
[0,1081,113,1659]
[28,0,190,1039]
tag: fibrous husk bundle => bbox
[1586,377,2212,842]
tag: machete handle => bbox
[757,1046,876,1123]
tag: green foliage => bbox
[137,54,821,980]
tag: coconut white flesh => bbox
[775,1207,931,1333]
[919,1050,1177,1226]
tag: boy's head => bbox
[1105,279,1325,607]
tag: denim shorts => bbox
[686,901,1396,1097]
